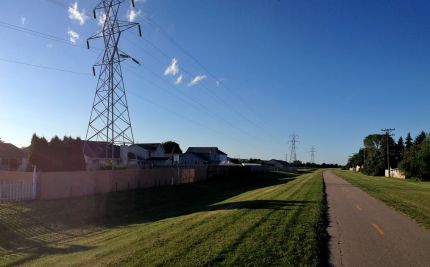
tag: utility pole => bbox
[381,128,395,177]
[288,134,299,163]
[310,147,316,165]
[84,0,142,169]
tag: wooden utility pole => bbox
[381,128,395,177]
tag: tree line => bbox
[29,134,86,171]
[347,131,430,180]
[27,135,184,172]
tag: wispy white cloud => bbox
[164,58,179,76]
[188,75,206,87]
[21,16,26,25]
[175,74,183,85]
[68,1,88,26]
[127,7,141,22]
[67,30,79,44]
[46,43,53,49]
[97,12,106,26]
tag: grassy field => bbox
[0,170,327,266]
[333,169,430,229]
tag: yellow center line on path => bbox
[372,223,385,236]
[355,204,362,211]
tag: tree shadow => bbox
[205,200,315,212]
[0,171,305,265]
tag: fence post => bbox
[32,165,37,199]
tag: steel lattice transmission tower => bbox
[310,147,316,164]
[84,0,142,163]
[288,134,299,163]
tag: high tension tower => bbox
[84,0,141,164]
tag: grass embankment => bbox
[0,170,326,266]
[333,169,430,229]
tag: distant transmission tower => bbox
[288,134,299,162]
[310,147,316,164]
[85,0,142,165]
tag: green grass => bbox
[0,170,327,266]
[333,169,430,229]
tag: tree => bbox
[393,136,405,167]
[29,134,85,171]
[397,137,404,151]
[162,141,182,154]
[361,134,393,176]
[405,132,413,148]
[347,148,365,168]
[364,134,385,150]
[0,137,4,143]
[399,142,430,180]
[414,131,427,145]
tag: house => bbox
[128,143,169,167]
[263,159,297,172]
[0,143,28,171]
[180,147,228,165]
[83,141,125,170]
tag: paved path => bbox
[324,170,430,267]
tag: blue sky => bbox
[1,0,430,164]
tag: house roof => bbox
[0,143,26,159]
[263,159,290,167]
[180,152,210,162]
[186,147,227,155]
[83,141,120,159]
[135,143,163,152]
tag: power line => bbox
[128,32,279,140]
[125,89,256,147]
[0,19,104,53]
[124,65,268,143]
[0,57,91,76]
[141,16,256,114]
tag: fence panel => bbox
[0,180,36,203]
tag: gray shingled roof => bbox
[186,147,227,155]
[0,143,26,159]
[136,143,162,152]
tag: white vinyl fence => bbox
[0,180,35,202]
[0,168,37,203]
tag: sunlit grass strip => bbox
[333,169,430,229]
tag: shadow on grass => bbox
[0,171,305,265]
[206,200,315,211]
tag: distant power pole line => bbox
[381,128,395,177]
[288,134,299,162]
[84,0,142,168]
[310,147,316,164]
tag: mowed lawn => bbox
[333,169,430,229]
[0,170,326,266]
